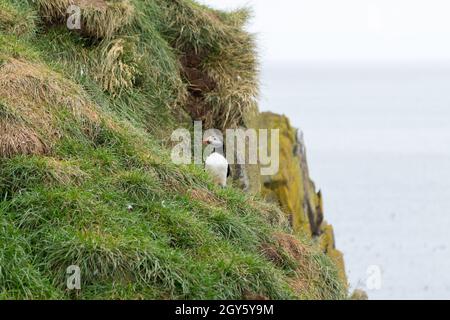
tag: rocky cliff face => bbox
[224,111,347,286]
[257,112,347,285]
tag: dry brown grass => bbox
[248,199,288,229]
[0,119,49,157]
[94,37,139,96]
[261,232,345,299]
[0,2,36,37]
[156,0,259,130]
[0,58,99,119]
[202,33,259,130]
[242,291,269,300]
[76,0,108,10]
[36,0,134,39]
[43,158,88,185]
[188,188,225,206]
[262,232,309,267]
[0,57,100,156]
[261,232,331,299]
[180,40,258,130]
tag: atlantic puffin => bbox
[203,135,231,187]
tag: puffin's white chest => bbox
[205,152,229,186]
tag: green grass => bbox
[0,0,347,300]
[0,0,36,38]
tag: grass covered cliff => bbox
[0,0,347,299]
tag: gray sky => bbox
[197,0,450,64]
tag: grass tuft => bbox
[0,0,37,38]
[153,0,259,129]
[36,0,134,39]
[94,37,139,96]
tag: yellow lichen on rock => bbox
[259,112,310,233]
[259,112,348,287]
[320,223,347,286]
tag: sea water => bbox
[260,64,450,299]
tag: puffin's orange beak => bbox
[202,139,210,145]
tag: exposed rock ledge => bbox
[250,112,348,285]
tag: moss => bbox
[350,289,368,300]
[259,112,348,288]
[259,112,310,233]
[319,224,348,287]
